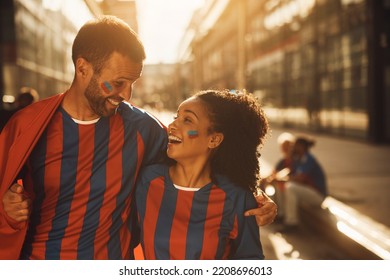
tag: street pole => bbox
[237,0,246,90]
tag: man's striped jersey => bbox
[136,164,264,260]
[20,103,167,259]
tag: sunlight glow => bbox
[62,0,95,29]
[337,222,390,260]
[265,185,276,197]
[322,197,390,260]
[2,95,16,103]
[264,0,316,30]
[136,0,205,64]
[268,233,302,260]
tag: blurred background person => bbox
[0,87,39,132]
[260,132,295,222]
[281,136,327,232]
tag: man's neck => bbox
[62,86,99,121]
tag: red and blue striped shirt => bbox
[20,103,167,259]
[135,164,264,260]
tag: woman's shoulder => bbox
[213,175,257,212]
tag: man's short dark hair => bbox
[72,15,146,74]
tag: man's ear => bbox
[208,132,224,149]
[75,57,93,79]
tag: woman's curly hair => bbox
[195,89,269,192]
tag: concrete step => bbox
[300,197,390,259]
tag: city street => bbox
[1,0,389,267]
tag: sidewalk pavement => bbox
[260,125,390,228]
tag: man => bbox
[0,16,276,260]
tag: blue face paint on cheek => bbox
[188,130,199,138]
[101,81,113,94]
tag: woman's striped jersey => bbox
[136,164,264,260]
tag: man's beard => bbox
[84,76,116,117]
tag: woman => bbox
[135,90,269,259]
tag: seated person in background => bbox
[260,132,295,221]
[281,136,327,231]
[274,132,295,174]
[135,89,269,259]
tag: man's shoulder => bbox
[118,102,165,128]
[143,163,167,174]
[15,94,63,115]
[7,94,63,127]
[138,163,168,184]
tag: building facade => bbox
[178,0,390,143]
[134,63,179,111]
[0,0,101,106]
[97,0,138,32]
[0,0,139,108]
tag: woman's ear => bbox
[208,132,224,149]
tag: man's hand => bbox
[245,190,277,226]
[2,184,31,222]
